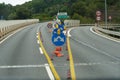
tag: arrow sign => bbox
[52,24,66,46]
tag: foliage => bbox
[0,0,120,23]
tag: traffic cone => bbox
[67,69,71,79]
[66,44,68,50]
[57,53,64,57]
[55,46,62,51]
[49,29,52,33]
[54,51,64,57]
[50,54,54,60]
[66,55,69,61]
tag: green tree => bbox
[15,7,31,19]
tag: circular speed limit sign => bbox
[96,11,101,16]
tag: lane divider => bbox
[67,36,76,80]
[37,32,60,80]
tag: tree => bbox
[15,7,31,19]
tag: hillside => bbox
[0,0,120,23]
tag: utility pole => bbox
[105,0,107,28]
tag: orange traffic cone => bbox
[57,53,64,57]
[54,51,64,57]
[55,46,62,51]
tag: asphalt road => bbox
[0,23,50,80]
[70,27,120,80]
[0,22,120,80]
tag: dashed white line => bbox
[37,40,40,44]
[39,47,43,54]
[45,64,55,80]
[36,35,38,38]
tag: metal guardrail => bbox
[94,27,120,38]
[0,19,39,41]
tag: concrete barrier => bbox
[0,19,39,40]
[64,20,80,27]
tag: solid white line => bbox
[0,33,14,44]
[45,64,55,80]
[0,65,45,69]
[0,28,24,44]
[73,35,120,61]
[39,47,43,54]
[90,27,120,43]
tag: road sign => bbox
[108,16,112,20]
[96,16,101,21]
[57,12,68,19]
[52,24,66,46]
[47,22,52,28]
[96,11,101,16]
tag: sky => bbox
[0,0,32,6]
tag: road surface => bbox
[70,27,120,80]
[0,23,51,80]
[0,22,120,80]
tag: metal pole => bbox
[105,0,107,28]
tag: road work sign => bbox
[52,24,66,46]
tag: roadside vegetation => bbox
[0,0,120,23]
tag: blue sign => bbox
[52,24,66,46]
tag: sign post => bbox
[96,11,101,26]
[108,16,112,22]
[108,16,112,27]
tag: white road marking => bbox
[39,47,43,54]
[68,27,120,61]
[73,37,120,61]
[67,28,74,37]
[74,62,120,66]
[36,35,38,38]
[0,65,45,69]
[90,27,120,43]
[0,28,24,44]
[45,64,55,80]
[37,40,40,44]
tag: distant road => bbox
[69,27,120,79]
